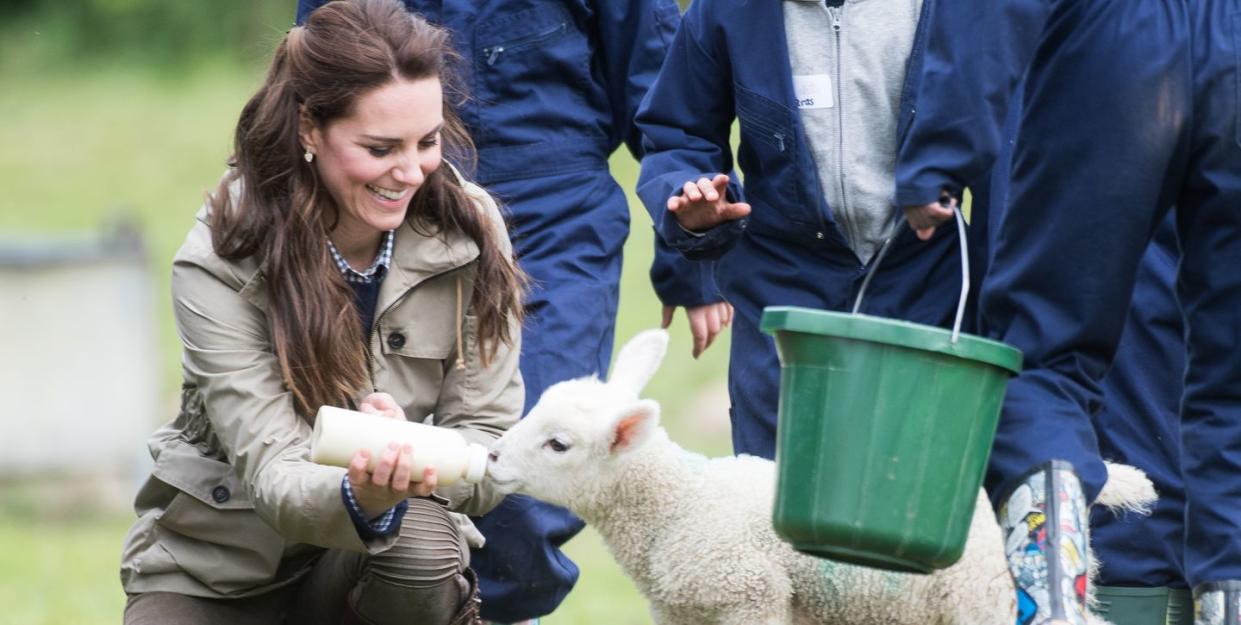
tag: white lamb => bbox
[486,329,1157,625]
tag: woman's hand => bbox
[358,391,405,420]
[349,392,433,519]
[347,443,439,520]
[667,174,752,231]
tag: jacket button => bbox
[211,485,230,504]
[387,332,406,349]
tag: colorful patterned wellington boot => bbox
[1193,581,1241,625]
[998,461,1090,625]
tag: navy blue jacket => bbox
[893,0,1049,207]
[634,0,1031,262]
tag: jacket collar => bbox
[225,164,482,313]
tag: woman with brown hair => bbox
[119,1,525,623]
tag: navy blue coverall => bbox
[1091,218,1189,589]
[296,1,703,620]
[986,80,1191,590]
[634,0,1016,458]
[978,0,1241,589]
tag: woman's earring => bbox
[304,150,314,163]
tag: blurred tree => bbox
[2,0,292,70]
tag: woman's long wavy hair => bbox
[209,0,525,417]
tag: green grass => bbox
[0,62,730,624]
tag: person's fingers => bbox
[361,392,399,418]
[697,177,718,203]
[702,307,721,354]
[683,180,703,202]
[710,173,731,194]
[722,201,751,221]
[348,449,372,486]
[706,305,722,337]
[412,467,437,498]
[723,303,734,327]
[903,203,951,235]
[371,442,398,487]
[689,310,707,359]
[390,444,413,491]
[661,305,675,329]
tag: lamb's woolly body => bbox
[489,330,1154,625]
[575,427,1015,625]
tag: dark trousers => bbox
[980,0,1241,587]
[124,498,472,625]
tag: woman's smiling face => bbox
[303,76,444,244]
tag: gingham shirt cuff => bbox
[341,475,406,538]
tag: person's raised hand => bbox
[661,301,733,359]
[666,174,751,232]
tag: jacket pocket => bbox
[151,442,286,594]
[733,83,822,227]
[377,275,460,361]
[735,83,793,154]
[473,3,592,146]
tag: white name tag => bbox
[792,74,834,110]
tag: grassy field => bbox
[0,63,731,624]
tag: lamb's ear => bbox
[607,399,661,455]
[607,329,668,396]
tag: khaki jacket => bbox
[120,175,523,598]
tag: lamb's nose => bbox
[488,450,499,462]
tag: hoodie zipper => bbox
[827,5,857,262]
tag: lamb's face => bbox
[486,379,628,508]
[487,328,669,510]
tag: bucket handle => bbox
[851,204,970,344]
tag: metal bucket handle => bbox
[851,204,970,343]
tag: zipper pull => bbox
[486,46,504,66]
[774,132,786,153]
[828,6,842,31]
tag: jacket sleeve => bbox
[590,0,682,160]
[893,0,1050,206]
[432,189,523,516]
[172,258,392,555]
[588,0,722,304]
[649,235,721,307]
[634,0,747,261]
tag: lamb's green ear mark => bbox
[608,329,669,396]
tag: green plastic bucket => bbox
[759,208,1023,573]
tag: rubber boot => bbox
[1095,586,1193,625]
[998,461,1090,625]
[1193,581,1241,625]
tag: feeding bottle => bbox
[310,405,489,486]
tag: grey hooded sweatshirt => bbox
[784,0,923,263]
